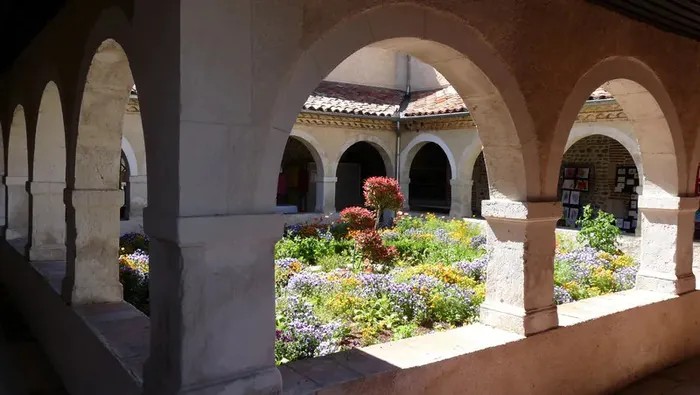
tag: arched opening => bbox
[29,81,67,260]
[277,137,321,214]
[471,151,489,218]
[7,105,29,241]
[335,141,388,211]
[67,38,136,305]
[408,142,452,213]
[120,150,130,220]
[558,135,640,231]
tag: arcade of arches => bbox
[4,2,700,395]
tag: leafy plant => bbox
[340,207,375,231]
[576,205,620,254]
[363,177,404,229]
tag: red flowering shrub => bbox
[353,229,398,264]
[363,177,404,229]
[339,207,375,231]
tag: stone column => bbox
[142,211,283,394]
[63,188,124,304]
[129,175,148,218]
[634,185,643,236]
[28,181,66,261]
[636,195,697,295]
[400,179,410,210]
[315,176,336,213]
[480,200,561,336]
[450,179,473,218]
[5,176,29,240]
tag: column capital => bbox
[450,178,474,187]
[3,175,27,186]
[129,175,148,184]
[638,195,699,212]
[144,208,285,246]
[65,188,123,208]
[319,176,337,183]
[28,181,65,195]
[482,200,562,222]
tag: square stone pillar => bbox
[400,179,410,210]
[142,211,283,395]
[28,181,66,261]
[636,195,697,295]
[450,179,473,218]
[128,175,148,218]
[480,200,561,336]
[315,176,336,213]
[4,176,29,240]
[63,188,124,305]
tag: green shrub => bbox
[576,205,620,254]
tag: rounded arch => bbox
[75,38,134,189]
[290,129,328,177]
[34,81,66,182]
[334,134,394,177]
[566,124,642,175]
[8,105,29,178]
[400,133,456,181]
[549,56,686,197]
[121,136,139,177]
[264,4,539,211]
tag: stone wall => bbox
[560,135,636,220]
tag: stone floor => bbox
[0,285,68,395]
[616,357,700,394]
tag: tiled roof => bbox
[303,81,404,117]
[403,86,467,116]
[302,81,614,118]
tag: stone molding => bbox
[481,200,563,221]
[126,98,627,131]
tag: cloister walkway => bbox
[0,285,66,395]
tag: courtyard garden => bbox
[117,177,640,366]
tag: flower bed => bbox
[117,206,640,366]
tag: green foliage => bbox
[392,324,418,341]
[576,205,620,254]
[274,236,335,265]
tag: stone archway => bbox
[65,38,135,305]
[277,136,324,213]
[7,105,29,241]
[407,142,453,214]
[335,141,389,211]
[28,81,67,260]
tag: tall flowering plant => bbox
[339,207,375,231]
[363,176,404,229]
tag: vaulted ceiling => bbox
[588,0,700,41]
[1,1,700,73]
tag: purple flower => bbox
[470,235,487,249]
[614,266,638,291]
[286,271,333,294]
[554,286,573,305]
[453,257,488,281]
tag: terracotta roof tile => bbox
[303,81,404,117]
[403,86,467,116]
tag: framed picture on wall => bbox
[618,168,626,175]
[570,191,581,205]
[577,168,590,179]
[631,201,637,209]
[616,218,624,228]
[617,176,625,183]
[561,190,571,204]
[623,221,631,230]
[576,180,589,191]
[563,207,570,219]
[628,168,636,175]
[564,168,577,178]
[632,220,638,229]
[562,179,575,189]
[568,208,579,221]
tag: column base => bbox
[480,301,558,336]
[635,270,696,295]
[28,244,66,261]
[145,366,282,395]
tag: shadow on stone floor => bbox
[616,357,700,395]
[0,285,68,395]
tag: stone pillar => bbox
[142,211,283,395]
[129,175,148,218]
[450,179,473,218]
[5,176,29,240]
[636,195,697,295]
[480,200,561,336]
[315,176,336,213]
[28,181,66,261]
[400,179,410,210]
[634,185,643,236]
[63,188,124,304]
